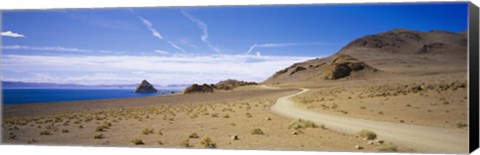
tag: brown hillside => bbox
[263,29,466,85]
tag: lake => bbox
[2,89,180,105]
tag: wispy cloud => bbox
[1,31,26,38]
[153,50,169,55]
[245,42,328,55]
[135,15,187,54]
[181,9,222,55]
[167,41,187,53]
[1,45,128,54]
[2,54,314,85]
[137,16,163,40]
[60,11,138,31]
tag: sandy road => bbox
[268,87,468,153]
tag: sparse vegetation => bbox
[456,121,468,128]
[288,119,317,129]
[200,136,216,148]
[142,128,154,135]
[40,130,52,136]
[95,125,109,132]
[94,133,105,139]
[189,132,199,138]
[251,128,264,135]
[377,143,398,152]
[9,133,16,139]
[358,129,377,140]
[131,138,145,145]
[178,139,190,147]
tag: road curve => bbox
[269,88,468,153]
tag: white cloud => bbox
[1,45,128,54]
[245,42,328,55]
[153,50,169,55]
[1,31,25,38]
[2,54,314,85]
[256,52,262,57]
[181,9,222,55]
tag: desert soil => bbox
[2,88,404,152]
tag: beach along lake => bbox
[2,89,180,105]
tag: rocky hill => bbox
[134,80,158,93]
[184,79,257,94]
[263,29,467,84]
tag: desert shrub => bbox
[456,121,468,128]
[223,114,230,118]
[9,133,16,139]
[178,139,190,147]
[320,124,326,129]
[360,106,366,110]
[245,113,253,118]
[251,128,264,135]
[95,125,109,132]
[142,128,154,135]
[288,119,317,129]
[230,123,236,126]
[358,129,377,140]
[377,143,398,152]
[79,125,84,128]
[131,138,145,145]
[189,132,199,138]
[200,136,216,148]
[62,129,69,133]
[157,140,164,145]
[40,130,52,136]
[94,133,105,139]
[158,130,163,135]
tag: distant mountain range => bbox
[1,81,191,89]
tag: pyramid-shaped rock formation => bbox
[135,80,158,93]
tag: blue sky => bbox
[1,2,468,85]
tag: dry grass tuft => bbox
[358,129,377,140]
[200,136,216,148]
[251,128,264,135]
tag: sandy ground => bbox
[270,88,468,153]
[291,72,468,130]
[1,65,468,153]
[1,88,397,152]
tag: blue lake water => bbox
[2,89,179,105]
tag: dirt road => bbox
[269,88,468,153]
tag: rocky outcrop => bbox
[214,79,257,90]
[324,55,377,80]
[134,80,158,93]
[184,84,215,94]
[183,79,257,94]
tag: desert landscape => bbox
[2,28,469,153]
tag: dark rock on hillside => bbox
[290,66,307,75]
[324,55,377,80]
[134,80,158,93]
